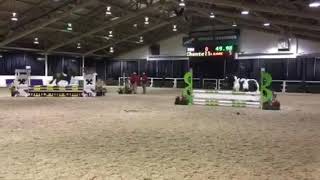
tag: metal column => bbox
[82,56,85,75]
[45,54,48,76]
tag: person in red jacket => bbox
[140,72,149,94]
[130,72,139,94]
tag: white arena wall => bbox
[238,29,320,59]
[116,34,188,59]
[116,29,320,60]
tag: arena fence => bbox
[118,77,320,93]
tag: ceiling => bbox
[0,0,319,57]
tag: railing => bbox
[118,77,320,93]
[273,80,320,93]
[118,77,222,89]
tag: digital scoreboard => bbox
[186,45,235,57]
[183,29,239,58]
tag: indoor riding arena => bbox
[0,0,320,180]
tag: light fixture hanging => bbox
[11,12,18,21]
[33,37,39,44]
[109,47,114,53]
[173,24,177,32]
[144,17,149,25]
[139,36,144,43]
[241,10,249,15]
[179,0,185,7]
[108,30,113,38]
[209,12,215,19]
[232,22,237,27]
[309,0,320,7]
[77,43,81,49]
[105,6,112,15]
[67,23,73,31]
[263,22,271,27]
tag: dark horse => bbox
[49,67,76,85]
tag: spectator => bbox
[130,72,139,94]
[141,72,149,94]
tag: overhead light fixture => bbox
[241,10,249,15]
[108,30,113,38]
[173,24,177,32]
[77,43,81,49]
[33,37,39,44]
[144,17,149,25]
[209,12,215,19]
[11,12,18,21]
[179,0,185,7]
[67,23,73,31]
[105,6,112,15]
[133,23,138,28]
[109,47,114,53]
[139,36,144,43]
[309,0,320,7]
[263,22,271,27]
[37,57,45,61]
[232,22,237,27]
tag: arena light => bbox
[139,36,144,43]
[309,0,320,7]
[133,23,138,28]
[67,23,72,31]
[105,6,112,15]
[144,17,149,25]
[263,22,271,27]
[11,12,18,21]
[179,0,185,7]
[109,47,114,53]
[209,12,215,19]
[37,57,45,61]
[33,37,39,44]
[77,43,81,49]
[173,24,177,31]
[232,22,237,27]
[241,10,249,15]
[108,30,113,38]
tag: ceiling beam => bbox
[45,1,165,53]
[84,19,177,55]
[0,46,108,57]
[189,0,320,21]
[0,0,95,48]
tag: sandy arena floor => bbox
[0,87,319,180]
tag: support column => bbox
[282,81,287,93]
[82,56,85,76]
[45,54,48,76]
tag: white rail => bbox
[118,77,320,92]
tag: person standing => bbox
[141,72,149,94]
[130,72,139,94]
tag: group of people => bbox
[129,72,149,94]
